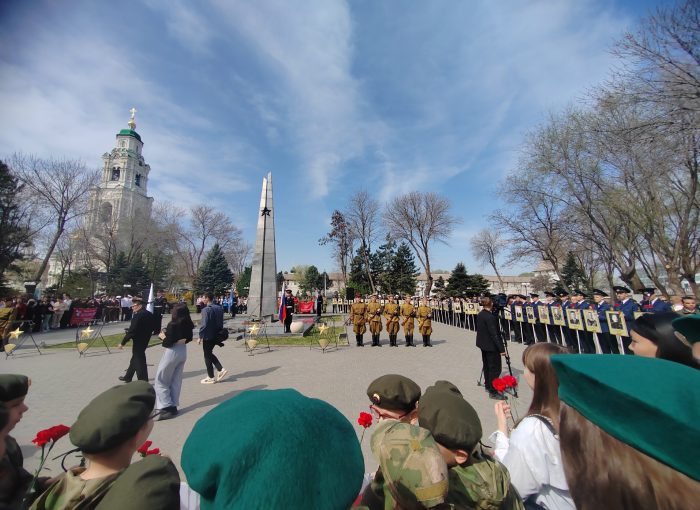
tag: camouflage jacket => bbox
[446,452,524,510]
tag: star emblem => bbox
[248,324,260,335]
[318,324,329,335]
[261,207,271,216]
[81,326,94,338]
[9,327,22,340]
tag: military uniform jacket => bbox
[29,468,120,510]
[595,301,611,333]
[351,303,368,325]
[447,453,525,510]
[120,309,154,346]
[367,302,383,325]
[400,303,415,327]
[417,305,432,335]
[643,299,672,313]
[383,303,400,326]
[614,299,639,322]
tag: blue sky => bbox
[0,0,663,276]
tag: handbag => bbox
[216,328,229,342]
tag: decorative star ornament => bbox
[81,326,94,338]
[9,327,22,340]
[318,324,329,335]
[261,207,271,216]
[248,324,260,335]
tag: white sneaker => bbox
[216,368,228,382]
[200,377,217,384]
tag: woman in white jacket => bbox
[490,343,574,510]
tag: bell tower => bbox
[86,108,154,254]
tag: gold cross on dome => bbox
[130,107,137,119]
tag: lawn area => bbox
[248,322,348,346]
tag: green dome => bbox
[117,129,142,142]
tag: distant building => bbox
[416,273,533,296]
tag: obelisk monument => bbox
[247,172,278,319]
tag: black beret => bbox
[592,289,608,297]
[367,374,421,412]
[70,381,155,453]
[418,389,482,452]
[613,286,631,293]
[0,374,29,402]
[95,455,180,510]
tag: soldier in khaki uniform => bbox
[400,295,416,347]
[417,296,434,347]
[351,294,368,347]
[383,295,401,347]
[366,294,383,347]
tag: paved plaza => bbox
[4,319,531,477]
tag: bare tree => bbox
[383,191,459,296]
[470,229,506,292]
[168,205,242,286]
[10,154,98,284]
[225,241,252,283]
[346,190,380,293]
[319,210,355,288]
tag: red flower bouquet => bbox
[137,440,160,457]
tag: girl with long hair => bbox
[153,303,195,421]
[490,343,574,509]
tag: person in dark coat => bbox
[476,296,506,400]
[118,296,154,382]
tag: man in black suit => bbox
[118,296,154,382]
[476,296,506,400]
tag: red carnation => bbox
[31,424,70,447]
[492,378,507,392]
[146,448,160,456]
[137,440,153,456]
[502,375,518,389]
[357,411,373,429]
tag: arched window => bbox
[111,167,120,181]
[135,173,141,187]
[120,140,126,148]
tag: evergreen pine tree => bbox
[106,252,129,295]
[433,276,447,299]
[465,273,490,295]
[372,238,397,294]
[237,266,252,296]
[301,265,323,294]
[194,244,234,296]
[561,252,587,292]
[348,248,371,296]
[390,243,419,296]
[447,263,471,297]
[0,161,30,284]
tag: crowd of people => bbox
[2,313,699,509]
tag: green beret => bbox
[418,389,482,452]
[182,389,364,510]
[370,421,449,509]
[367,374,421,412]
[425,380,462,396]
[551,354,700,481]
[96,455,180,510]
[0,374,29,402]
[672,315,700,344]
[70,381,155,453]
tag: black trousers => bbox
[202,341,223,378]
[481,350,502,393]
[284,314,293,333]
[547,324,562,345]
[124,341,148,381]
